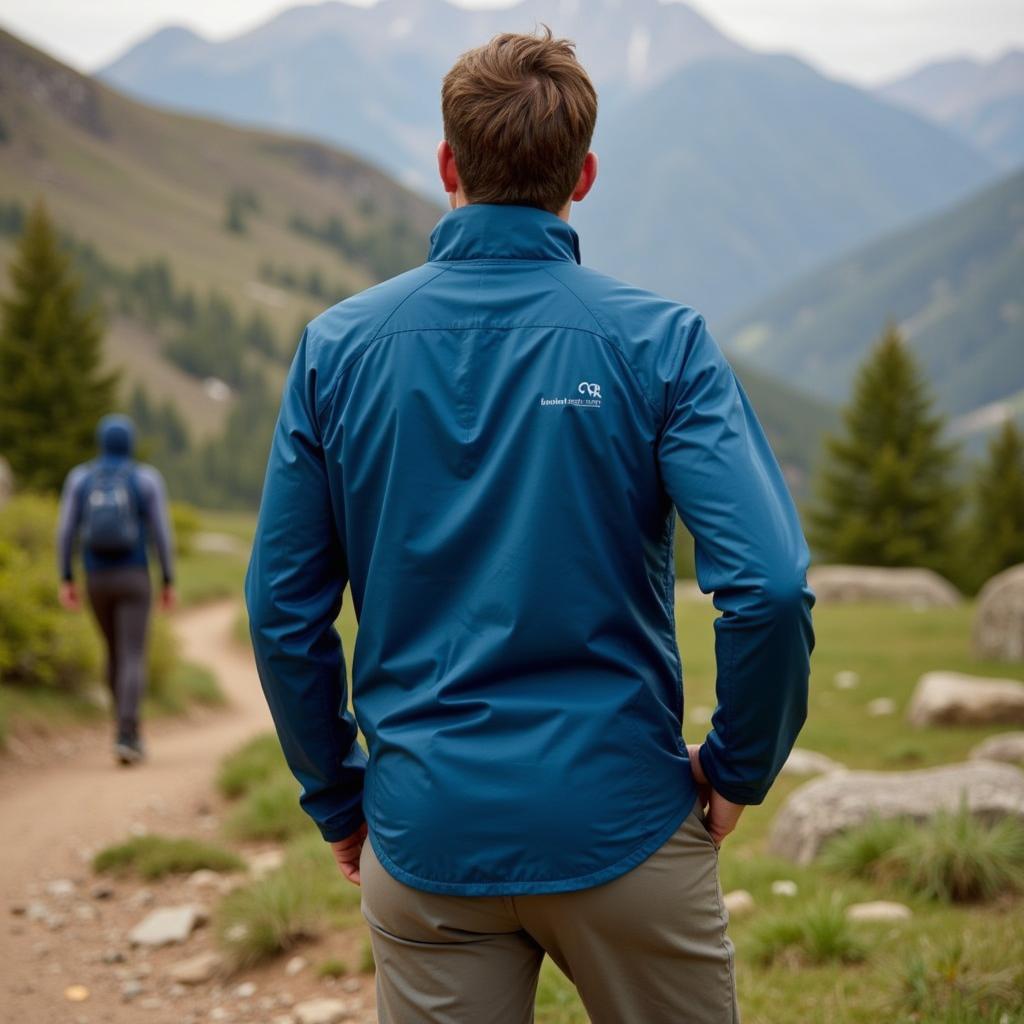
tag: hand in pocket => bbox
[687,743,745,846]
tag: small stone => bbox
[867,698,896,717]
[91,884,115,901]
[101,949,125,964]
[210,1007,230,1022]
[834,670,860,689]
[64,984,89,1002]
[131,889,155,908]
[770,879,798,897]
[129,905,207,947]
[46,913,68,931]
[340,979,361,994]
[845,900,913,922]
[188,870,222,889]
[26,901,50,922]
[224,923,248,943]
[284,955,308,977]
[169,951,224,985]
[235,981,256,998]
[122,979,144,1002]
[722,889,755,917]
[47,879,76,898]
[294,998,354,1024]
[74,904,98,923]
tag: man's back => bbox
[246,201,815,896]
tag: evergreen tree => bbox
[809,324,961,575]
[972,419,1024,585]
[0,201,118,492]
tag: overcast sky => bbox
[2,0,1022,85]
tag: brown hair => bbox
[441,25,598,214]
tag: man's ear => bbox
[437,140,460,195]
[571,151,598,203]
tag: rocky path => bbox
[0,601,377,1024]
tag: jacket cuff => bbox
[698,742,769,806]
[317,803,366,844]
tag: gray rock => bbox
[129,905,207,947]
[907,671,1024,727]
[768,761,1024,864]
[845,900,912,922]
[807,565,961,608]
[284,955,308,977]
[973,564,1024,662]
[169,951,224,985]
[867,697,897,717]
[294,999,355,1024]
[770,879,798,897]
[781,748,845,776]
[970,732,1024,765]
[122,978,145,1002]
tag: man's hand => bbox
[159,584,177,612]
[329,822,368,886]
[58,581,81,612]
[687,743,745,846]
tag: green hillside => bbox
[723,167,1024,423]
[0,27,442,435]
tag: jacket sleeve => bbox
[56,466,87,582]
[244,329,367,842]
[656,315,816,805]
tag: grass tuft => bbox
[359,936,376,974]
[748,897,868,967]
[217,732,288,799]
[93,834,244,879]
[316,957,348,979]
[821,804,1024,903]
[225,772,314,842]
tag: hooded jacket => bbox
[245,202,816,896]
[57,415,175,583]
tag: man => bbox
[57,414,176,764]
[246,26,815,1024]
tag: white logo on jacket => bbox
[539,381,603,409]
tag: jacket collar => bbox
[428,203,582,264]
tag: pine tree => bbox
[809,324,961,575]
[972,419,1024,585]
[0,201,118,492]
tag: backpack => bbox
[81,463,141,556]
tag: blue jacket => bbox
[57,415,175,583]
[245,202,815,896]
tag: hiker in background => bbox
[56,414,176,765]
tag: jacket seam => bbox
[318,265,454,424]
[538,265,661,423]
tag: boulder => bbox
[807,565,960,608]
[781,748,845,776]
[907,671,1024,727]
[845,901,912,922]
[973,564,1024,662]
[768,761,1024,864]
[129,905,207,947]
[969,732,1024,766]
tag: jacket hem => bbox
[366,785,700,897]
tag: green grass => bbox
[749,897,868,967]
[93,834,244,879]
[217,733,288,799]
[358,937,375,975]
[225,773,314,842]
[215,832,361,968]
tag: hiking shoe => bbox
[115,736,146,766]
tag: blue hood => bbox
[97,415,135,458]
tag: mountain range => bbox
[722,166,1024,433]
[100,0,998,322]
[878,49,1024,169]
[0,25,833,482]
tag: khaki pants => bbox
[359,802,739,1023]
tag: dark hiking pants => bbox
[85,566,152,741]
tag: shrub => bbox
[316,958,348,979]
[94,834,244,879]
[749,897,868,967]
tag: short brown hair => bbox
[441,26,597,214]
